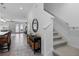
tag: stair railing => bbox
[44,8,79,31]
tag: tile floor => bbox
[0,33,41,56]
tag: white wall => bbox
[0,21,9,31]
[44,3,79,48]
[44,3,79,27]
[27,4,54,56]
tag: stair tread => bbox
[53,45,79,56]
[53,39,67,46]
[53,35,62,39]
[53,31,58,34]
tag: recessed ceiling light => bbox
[20,7,23,10]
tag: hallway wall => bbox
[27,4,54,56]
[0,21,9,31]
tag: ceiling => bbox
[0,3,34,21]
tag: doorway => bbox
[15,23,26,33]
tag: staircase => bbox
[53,29,79,56]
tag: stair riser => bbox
[53,37,62,41]
[53,52,59,56]
[53,42,67,48]
[53,39,61,41]
[53,33,58,36]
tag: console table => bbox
[27,34,41,54]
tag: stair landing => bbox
[53,45,79,56]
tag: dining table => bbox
[0,31,11,51]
